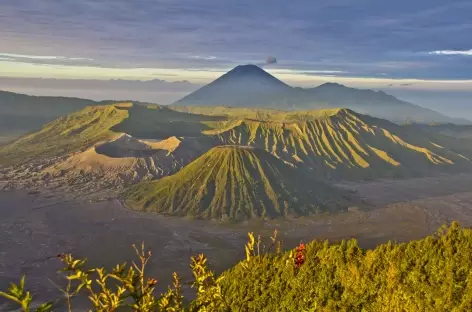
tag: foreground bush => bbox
[221,222,472,311]
[2,223,472,311]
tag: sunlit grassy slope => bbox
[207,108,472,179]
[0,104,130,166]
[0,104,219,167]
[2,104,472,180]
[123,146,357,220]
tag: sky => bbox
[0,0,471,116]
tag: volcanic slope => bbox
[123,146,358,220]
[0,104,131,167]
[0,103,221,167]
[42,134,206,187]
[207,108,472,179]
[0,104,215,188]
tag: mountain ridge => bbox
[173,65,470,125]
[3,104,472,195]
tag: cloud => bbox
[1,0,471,80]
[429,49,472,56]
[189,55,217,60]
[0,53,93,61]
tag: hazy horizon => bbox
[1,0,471,119]
[1,75,472,120]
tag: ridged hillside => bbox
[210,109,472,179]
[3,104,472,189]
[123,146,358,220]
[0,104,130,167]
[0,103,219,168]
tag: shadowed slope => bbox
[173,65,299,109]
[403,123,472,139]
[0,90,103,136]
[123,146,357,220]
[172,66,467,124]
[305,83,470,124]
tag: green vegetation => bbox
[208,108,472,179]
[221,222,472,311]
[0,105,129,166]
[173,106,348,123]
[0,104,219,167]
[3,223,472,311]
[3,103,472,181]
[123,146,357,220]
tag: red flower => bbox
[294,242,306,269]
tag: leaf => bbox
[19,275,26,292]
[66,274,80,280]
[72,259,82,268]
[9,282,22,298]
[76,282,86,294]
[0,291,21,304]
[34,302,53,312]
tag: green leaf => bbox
[34,302,53,312]
[72,259,82,268]
[19,275,26,292]
[0,291,21,304]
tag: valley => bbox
[2,173,472,309]
[2,0,472,308]
[1,70,472,310]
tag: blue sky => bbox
[0,0,471,113]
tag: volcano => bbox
[173,65,299,108]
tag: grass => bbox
[0,105,130,166]
[207,108,472,179]
[123,146,357,221]
[3,104,472,182]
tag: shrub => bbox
[2,223,472,311]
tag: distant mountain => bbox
[0,90,162,141]
[173,65,300,109]
[305,83,471,125]
[4,104,472,184]
[0,90,102,135]
[122,145,359,221]
[173,65,470,125]
[403,123,472,139]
